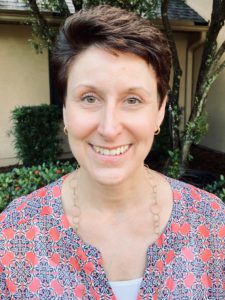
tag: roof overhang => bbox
[0,10,209,32]
[152,19,209,32]
[0,10,63,25]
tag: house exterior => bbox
[187,0,225,153]
[0,0,223,167]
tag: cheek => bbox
[127,113,156,138]
[67,111,96,139]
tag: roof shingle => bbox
[166,0,207,24]
[0,0,26,11]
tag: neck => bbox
[78,165,151,213]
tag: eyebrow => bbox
[74,84,97,90]
[126,87,152,97]
[74,84,152,96]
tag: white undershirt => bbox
[109,277,142,300]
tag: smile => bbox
[92,145,130,156]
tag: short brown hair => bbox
[52,5,171,106]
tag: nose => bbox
[97,104,122,141]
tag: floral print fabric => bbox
[0,176,225,299]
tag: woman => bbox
[0,5,224,300]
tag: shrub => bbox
[204,175,225,202]
[10,104,63,166]
[0,161,76,212]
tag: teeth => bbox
[93,145,129,156]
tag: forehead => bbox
[67,46,157,91]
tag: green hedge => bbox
[10,104,63,166]
[204,175,225,201]
[0,161,76,213]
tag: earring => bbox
[154,127,160,135]
[64,126,68,135]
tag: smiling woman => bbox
[63,47,165,185]
[0,5,225,300]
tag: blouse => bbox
[0,175,225,299]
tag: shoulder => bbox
[167,176,225,229]
[168,176,224,206]
[0,176,65,232]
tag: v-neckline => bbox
[57,175,177,298]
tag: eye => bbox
[125,97,142,105]
[81,94,97,104]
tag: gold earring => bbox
[64,126,68,135]
[154,127,160,135]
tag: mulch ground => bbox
[189,144,225,177]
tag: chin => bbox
[90,168,130,186]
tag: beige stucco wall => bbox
[187,0,225,152]
[0,24,50,166]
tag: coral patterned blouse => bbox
[0,176,225,299]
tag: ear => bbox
[156,96,167,128]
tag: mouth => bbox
[90,144,131,156]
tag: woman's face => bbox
[63,46,166,185]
